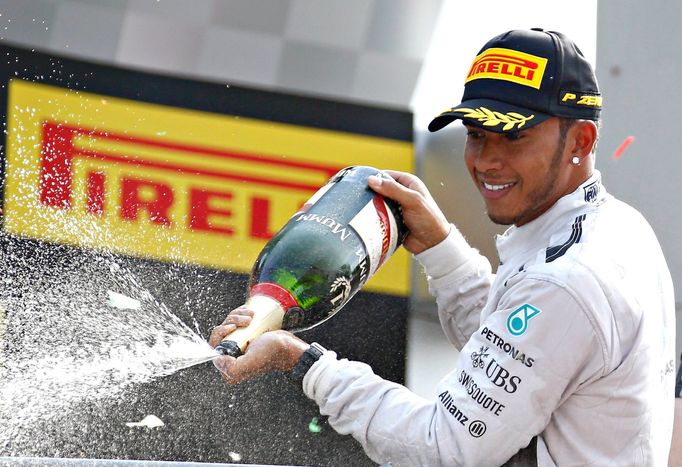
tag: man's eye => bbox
[466,130,483,139]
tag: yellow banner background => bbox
[4,80,414,295]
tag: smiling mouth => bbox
[482,182,514,191]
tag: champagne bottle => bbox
[215,166,407,357]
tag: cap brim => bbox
[428,99,551,133]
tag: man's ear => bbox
[570,120,598,157]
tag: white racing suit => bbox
[302,172,676,466]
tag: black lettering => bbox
[506,375,521,393]
[458,370,507,416]
[492,364,510,388]
[485,358,498,381]
[478,327,536,368]
[506,343,516,356]
[492,333,502,347]
[459,371,471,387]
[444,392,453,405]
[485,358,521,394]
[439,391,468,426]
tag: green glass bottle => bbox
[215,166,407,357]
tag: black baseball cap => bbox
[428,28,601,133]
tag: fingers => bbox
[211,340,271,384]
[380,169,427,192]
[208,306,255,347]
[368,172,423,206]
[225,305,254,323]
[213,355,254,385]
[213,355,246,384]
[213,344,274,384]
[212,331,309,385]
[221,312,251,327]
[208,323,237,348]
[368,170,450,254]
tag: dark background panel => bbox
[0,233,407,466]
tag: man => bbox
[210,29,676,466]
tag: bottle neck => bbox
[244,293,286,316]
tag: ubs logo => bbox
[485,358,522,393]
[471,346,489,369]
[470,345,522,393]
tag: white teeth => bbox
[483,182,513,191]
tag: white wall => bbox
[596,0,682,364]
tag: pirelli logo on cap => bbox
[465,48,548,89]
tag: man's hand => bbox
[368,170,450,254]
[208,305,254,344]
[208,306,309,384]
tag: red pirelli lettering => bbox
[466,53,541,83]
[250,197,276,240]
[40,122,76,208]
[120,177,174,226]
[38,121,340,210]
[189,188,235,235]
[37,120,344,240]
[86,171,105,215]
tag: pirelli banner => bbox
[3,74,412,296]
[0,44,413,465]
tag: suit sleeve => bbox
[302,275,606,466]
[415,225,494,350]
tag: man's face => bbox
[463,117,573,226]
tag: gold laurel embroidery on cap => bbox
[453,107,534,131]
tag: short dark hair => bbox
[558,118,601,154]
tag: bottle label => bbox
[349,195,400,277]
[294,182,333,216]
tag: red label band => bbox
[250,282,300,310]
[372,195,392,268]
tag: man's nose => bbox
[472,140,505,172]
